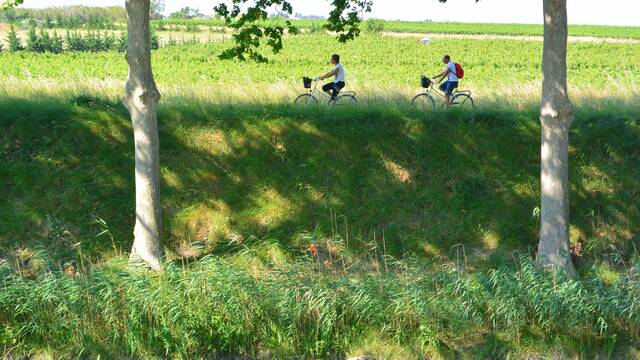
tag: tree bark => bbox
[124,0,163,271]
[537,0,576,276]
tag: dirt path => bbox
[382,31,640,44]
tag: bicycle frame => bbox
[422,82,471,99]
[303,80,356,103]
[412,77,475,109]
[304,81,331,101]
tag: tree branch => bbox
[1,0,23,10]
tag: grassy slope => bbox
[1,96,639,356]
[1,93,639,270]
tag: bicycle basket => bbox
[420,76,431,88]
[303,77,312,89]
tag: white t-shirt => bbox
[333,63,346,83]
[447,61,459,82]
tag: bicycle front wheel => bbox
[411,93,435,110]
[451,93,475,109]
[294,94,318,107]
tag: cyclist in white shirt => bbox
[316,54,346,103]
[432,54,459,108]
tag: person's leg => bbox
[440,81,451,107]
[332,81,345,100]
[451,81,458,94]
[322,83,334,98]
[439,81,448,93]
[331,84,339,100]
[446,82,458,108]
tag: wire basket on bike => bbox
[420,75,431,88]
[303,77,312,89]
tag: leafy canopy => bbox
[214,0,373,61]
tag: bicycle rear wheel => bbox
[411,93,435,110]
[451,93,475,109]
[337,94,358,106]
[294,94,318,107]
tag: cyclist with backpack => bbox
[432,54,464,108]
[315,54,346,105]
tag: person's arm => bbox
[433,68,450,82]
[318,67,338,81]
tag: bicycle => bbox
[411,76,475,110]
[294,77,358,107]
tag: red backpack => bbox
[454,63,465,79]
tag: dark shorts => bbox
[322,81,345,99]
[439,81,459,96]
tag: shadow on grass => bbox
[1,93,638,267]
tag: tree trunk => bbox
[124,0,163,271]
[537,0,576,276]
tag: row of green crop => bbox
[0,25,162,54]
[154,18,640,39]
[1,34,638,88]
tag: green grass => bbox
[2,249,640,359]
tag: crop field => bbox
[1,33,638,99]
[157,18,640,39]
[2,22,640,358]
